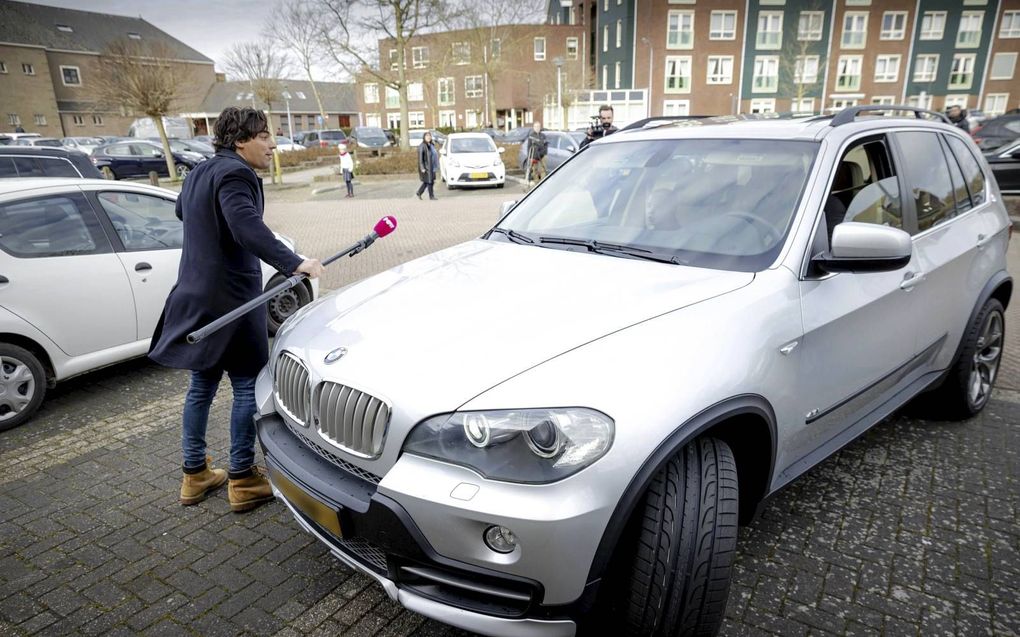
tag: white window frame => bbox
[949,53,976,89]
[408,111,425,128]
[465,110,480,128]
[464,75,483,98]
[871,96,896,106]
[667,11,694,49]
[845,0,870,5]
[907,94,933,110]
[388,49,402,71]
[614,61,621,88]
[750,98,775,114]
[663,55,692,94]
[59,65,81,86]
[990,52,1017,80]
[438,77,455,105]
[790,98,815,113]
[387,112,401,130]
[920,11,946,40]
[0,62,6,74]
[385,86,400,109]
[757,12,783,50]
[21,63,34,75]
[603,25,609,52]
[842,12,868,49]
[794,55,819,84]
[364,83,379,104]
[709,11,736,40]
[1000,11,1020,38]
[491,39,501,59]
[706,56,733,85]
[874,55,901,83]
[944,95,969,109]
[957,11,984,48]
[984,93,1009,116]
[412,46,429,69]
[33,114,46,126]
[452,42,470,65]
[830,98,860,110]
[407,82,424,102]
[92,114,103,126]
[438,110,456,127]
[566,37,578,60]
[662,100,690,116]
[7,114,21,126]
[534,37,546,61]
[880,12,907,40]
[602,64,608,89]
[752,55,779,93]
[798,11,823,41]
[616,20,622,48]
[72,115,84,126]
[835,55,863,92]
[365,114,381,128]
[913,54,939,82]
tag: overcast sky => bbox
[24,0,339,80]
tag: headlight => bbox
[493,158,502,167]
[402,408,614,483]
[449,158,460,167]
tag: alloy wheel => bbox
[968,310,1003,408]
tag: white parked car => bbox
[61,136,104,156]
[275,136,305,152]
[0,178,318,431]
[439,132,505,189]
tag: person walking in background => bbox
[339,143,355,197]
[416,131,439,200]
[526,121,550,183]
[149,106,324,513]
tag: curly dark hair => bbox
[213,107,269,152]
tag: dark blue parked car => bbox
[91,140,204,180]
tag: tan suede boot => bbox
[228,466,275,513]
[179,457,227,505]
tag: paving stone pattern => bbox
[0,191,1017,636]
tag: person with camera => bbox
[580,104,619,149]
[526,121,550,184]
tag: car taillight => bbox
[320,140,327,147]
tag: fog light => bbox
[484,525,517,553]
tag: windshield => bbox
[495,138,818,272]
[35,139,62,147]
[450,137,497,153]
[321,130,347,140]
[356,128,387,140]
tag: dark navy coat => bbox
[149,150,302,376]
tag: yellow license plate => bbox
[469,172,488,179]
[270,468,343,538]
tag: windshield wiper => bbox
[537,236,685,264]
[489,227,534,244]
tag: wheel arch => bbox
[0,333,56,387]
[949,270,1011,371]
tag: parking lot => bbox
[0,185,1017,636]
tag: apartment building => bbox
[0,0,216,136]
[355,23,586,131]
[549,0,1020,119]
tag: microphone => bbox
[330,215,397,262]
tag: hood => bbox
[275,239,752,423]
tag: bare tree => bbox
[316,0,451,149]
[778,3,825,114]
[223,42,291,113]
[91,38,193,181]
[265,0,329,123]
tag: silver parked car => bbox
[0,178,318,431]
[254,108,1010,636]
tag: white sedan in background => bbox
[0,178,318,431]
[275,136,305,152]
[438,132,505,189]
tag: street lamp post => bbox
[554,56,564,130]
[640,36,653,117]
[283,85,294,140]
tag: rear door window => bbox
[0,192,111,257]
[0,158,18,178]
[945,135,986,208]
[894,132,958,232]
[12,157,44,177]
[39,158,81,178]
[97,192,183,250]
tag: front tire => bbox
[266,276,312,336]
[176,164,190,179]
[0,343,47,432]
[621,437,738,636]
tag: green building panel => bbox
[905,0,999,101]
[596,0,635,89]
[742,0,835,103]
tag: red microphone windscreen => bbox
[374,216,397,238]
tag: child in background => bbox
[339,144,355,197]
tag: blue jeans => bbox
[181,368,257,473]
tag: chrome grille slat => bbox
[282,418,381,484]
[315,381,390,458]
[274,353,309,426]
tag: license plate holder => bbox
[469,171,488,179]
[270,468,343,538]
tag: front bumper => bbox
[257,413,580,637]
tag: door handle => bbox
[977,233,990,250]
[134,262,152,272]
[900,271,925,290]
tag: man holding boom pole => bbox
[149,107,324,513]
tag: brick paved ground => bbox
[0,189,1016,636]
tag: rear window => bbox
[320,131,347,140]
[356,128,387,139]
[39,158,81,178]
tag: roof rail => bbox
[620,115,716,132]
[829,105,951,127]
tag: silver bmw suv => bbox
[254,107,1010,637]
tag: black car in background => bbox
[349,126,391,154]
[91,140,204,180]
[147,138,216,159]
[972,114,1020,150]
[986,139,1020,195]
[0,146,103,178]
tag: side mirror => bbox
[497,147,506,154]
[813,222,912,273]
[499,200,517,217]
[153,152,163,158]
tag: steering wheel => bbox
[718,211,782,248]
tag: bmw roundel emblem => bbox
[324,347,348,364]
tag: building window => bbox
[710,11,736,40]
[920,11,946,40]
[602,64,608,89]
[871,96,896,105]
[944,95,968,109]
[566,37,578,60]
[957,12,983,48]
[874,55,900,82]
[985,93,1009,116]
[663,56,692,93]
[296,91,306,99]
[841,12,867,48]
[794,55,819,84]
[1001,12,1020,38]
[0,62,6,74]
[491,39,501,59]
[990,52,1017,80]
[913,55,939,82]
[56,24,72,33]
[603,25,609,52]
[408,111,425,128]
[408,82,424,102]
[128,32,141,40]
[364,83,379,104]
[750,98,775,114]
[439,110,456,127]
[33,114,46,126]
[907,94,933,110]
[452,42,470,65]
[72,115,85,126]
[706,56,733,84]
[92,114,103,126]
[880,12,907,40]
[364,114,380,127]
[22,63,34,75]
[387,112,401,130]
[949,54,976,89]
[388,49,401,71]
[757,12,783,50]
[534,37,546,61]
[614,62,621,88]
[798,11,824,41]
[569,7,576,25]
[438,77,455,105]
[791,98,815,113]
[464,75,483,98]
[752,55,779,92]
[385,86,399,108]
[835,55,862,91]
[845,0,870,5]
[667,11,694,49]
[412,46,429,69]
[662,100,690,116]
[7,114,20,126]
[831,98,860,110]
[616,20,622,48]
